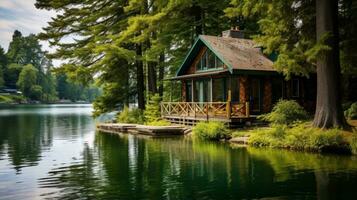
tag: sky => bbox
[0,0,60,65]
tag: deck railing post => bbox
[245,101,250,117]
[194,102,196,118]
[206,102,209,121]
[168,103,171,115]
[226,101,231,119]
[161,103,163,117]
[226,89,232,119]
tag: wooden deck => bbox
[97,123,189,136]
[161,102,251,125]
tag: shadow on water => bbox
[1,105,357,199]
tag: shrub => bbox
[344,102,357,120]
[259,100,309,125]
[193,121,230,141]
[144,93,162,124]
[248,123,349,152]
[117,106,145,124]
[248,126,286,147]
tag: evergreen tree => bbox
[0,47,6,88]
[226,0,354,128]
[35,0,232,115]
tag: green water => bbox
[1,105,357,200]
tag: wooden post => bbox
[168,102,171,115]
[245,101,250,117]
[226,89,232,119]
[206,102,209,121]
[160,103,163,117]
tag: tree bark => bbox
[158,53,165,97]
[313,0,347,128]
[147,61,157,94]
[136,43,145,110]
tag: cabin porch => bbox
[161,101,252,126]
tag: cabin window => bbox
[292,79,299,97]
[196,49,224,71]
[212,78,227,102]
[194,79,211,102]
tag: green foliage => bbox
[344,102,357,120]
[259,100,309,125]
[225,0,316,77]
[35,0,232,115]
[17,64,38,98]
[193,122,231,141]
[0,95,25,104]
[248,124,351,153]
[29,85,43,101]
[117,106,145,124]
[5,63,23,88]
[56,72,100,103]
[0,95,12,103]
[0,68,4,88]
[350,136,357,155]
[0,30,100,103]
[144,93,162,124]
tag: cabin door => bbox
[250,78,261,113]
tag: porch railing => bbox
[160,101,250,119]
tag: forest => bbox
[33,0,357,128]
[0,30,101,103]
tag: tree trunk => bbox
[158,53,165,97]
[192,5,203,36]
[145,33,157,95]
[147,61,157,94]
[124,63,130,108]
[136,44,145,110]
[313,0,346,128]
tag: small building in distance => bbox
[161,28,316,126]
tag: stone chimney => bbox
[222,27,245,38]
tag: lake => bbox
[0,104,357,199]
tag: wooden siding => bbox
[263,77,272,112]
[239,76,249,104]
[184,46,207,75]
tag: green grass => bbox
[193,121,231,141]
[0,95,25,104]
[237,123,353,154]
[146,120,171,126]
[0,95,13,103]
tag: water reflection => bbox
[1,105,357,199]
[41,133,357,199]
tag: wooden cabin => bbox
[161,29,316,125]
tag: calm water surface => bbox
[0,104,357,200]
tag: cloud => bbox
[0,0,60,65]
